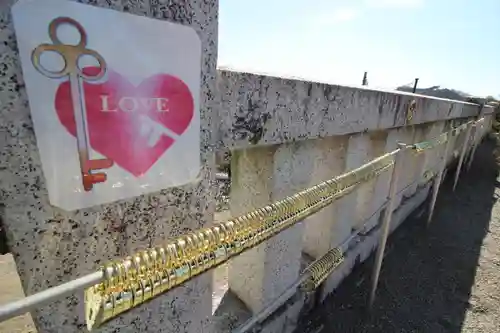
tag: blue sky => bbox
[218,0,499,97]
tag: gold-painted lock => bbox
[256,208,269,238]
[233,216,248,248]
[184,235,201,277]
[129,255,146,308]
[154,246,170,294]
[407,99,417,121]
[212,226,228,265]
[221,221,236,256]
[242,214,257,248]
[112,259,134,317]
[138,251,155,303]
[171,240,191,286]
[197,230,213,271]
[85,263,117,331]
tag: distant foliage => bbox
[396,85,500,134]
[396,85,471,101]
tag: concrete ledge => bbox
[217,69,493,149]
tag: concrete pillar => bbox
[484,114,493,137]
[446,120,459,164]
[302,132,386,263]
[0,1,218,332]
[354,131,388,232]
[388,128,409,209]
[340,134,373,234]
[419,121,445,182]
[302,137,347,259]
[398,126,417,199]
[362,129,404,233]
[468,115,489,165]
[406,126,425,196]
[228,141,314,313]
[452,120,467,160]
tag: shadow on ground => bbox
[297,139,499,333]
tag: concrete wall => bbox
[216,69,495,332]
[216,70,482,149]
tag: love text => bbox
[100,95,169,113]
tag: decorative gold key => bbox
[31,17,113,191]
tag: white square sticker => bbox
[12,0,202,210]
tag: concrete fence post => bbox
[467,105,487,171]
[316,132,388,299]
[0,0,218,332]
[360,132,388,233]
[453,122,473,191]
[398,126,417,199]
[353,131,388,232]
[340,134,372,237]
[362,129,405,235]
[228,141,314,328]
[302,137,348,259]
[420,121,446,180]
[427,125,453,227]
[406,126,425,196]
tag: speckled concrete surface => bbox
[228,143,309,313]
[0,0,218,332]
[217,70,491,150]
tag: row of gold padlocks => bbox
[301,247,344,292]
[299,119,479,294]
[85,151,396,330]
[85,118,480,330]
[412,120,472,153]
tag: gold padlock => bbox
[85,263,117,331]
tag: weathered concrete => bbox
[359,131,388,233]
[217,70,484,150]
[302,136,347,259]
[229,142,310,314]
[0,0,218,332]
[341,134,372,233]
[419,121,446,182]
[221,70,494,332]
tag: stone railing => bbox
[212,69,494,332]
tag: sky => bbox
[218,0,500,97]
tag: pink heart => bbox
[55,67,194,177]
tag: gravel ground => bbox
[297,139,500,333]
